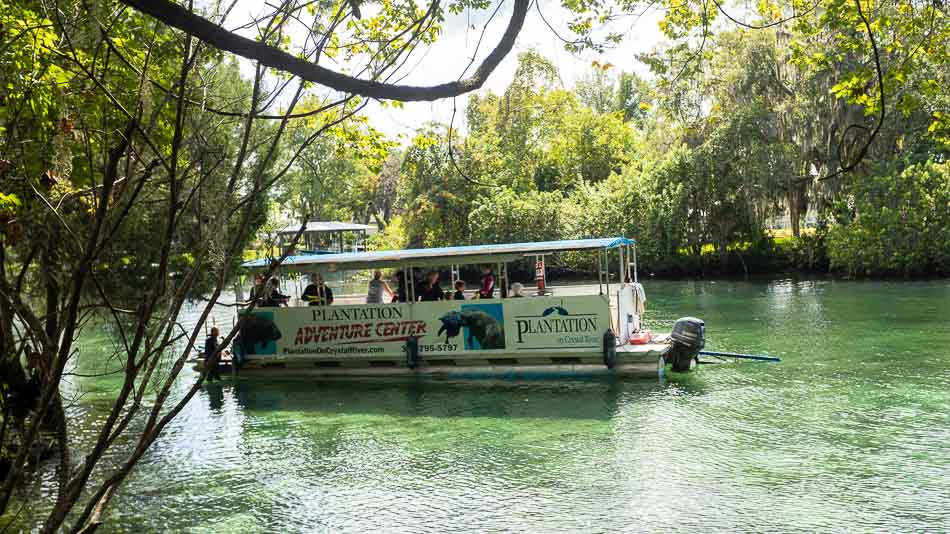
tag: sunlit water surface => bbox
[11,280,950,532]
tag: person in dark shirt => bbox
[203,327,222,383]
[262,277,290,307]
[393,271,408,303]
[417,271,444,301]
[479,265,495,299]
[250,275,265,303]
[453,280,466,300]
[302,273,334,306]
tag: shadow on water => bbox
[214,374,709,421]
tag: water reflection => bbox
[205,382,226,412]
[223,377,704,422]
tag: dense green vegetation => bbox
[827,160,950,276]
[336,19,949,277]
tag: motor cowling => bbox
[668,317,705,372]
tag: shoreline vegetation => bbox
[358,163,950,280]
[266,48,949,281]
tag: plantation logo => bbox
[515,303,598,344]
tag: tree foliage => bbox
[385,11,947,276]
[828,160,950,276]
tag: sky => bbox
[359,1,667,140]
[227,0,668,141]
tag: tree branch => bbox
[820,0,885,181]
[118,0,529,101]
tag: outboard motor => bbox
[667,317,705,372]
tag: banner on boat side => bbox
[236,295,611,359]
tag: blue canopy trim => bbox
[242,237,635,271]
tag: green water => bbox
[11,280,950,532]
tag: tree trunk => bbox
[789,187,801,238]
[0,242,34,435]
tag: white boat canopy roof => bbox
[277,221,376,235]
[242,237,635,272]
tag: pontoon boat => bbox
[199,238,705,378]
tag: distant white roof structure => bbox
[277,221,376,235]
[243,237,635,272]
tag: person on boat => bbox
[392,271,408,303]
[417,271,444,301]
[203,327,222,383]
[250,275,265,302]
[509,282,526,298]
[366,270,394,304]
[262,277,290,307]
[478,265,495,299]
[453,280,466,300]
[302,273,334,306]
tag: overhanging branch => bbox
[117,0,529,101]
